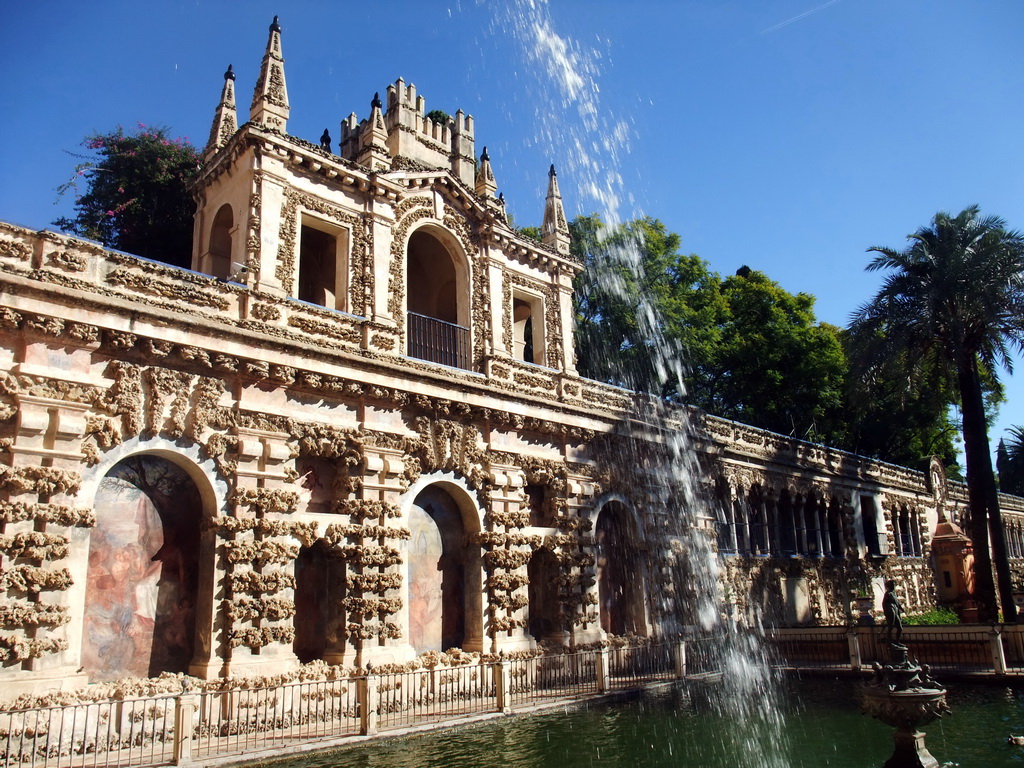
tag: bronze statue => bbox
[882,579,904,646]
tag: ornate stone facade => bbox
[1,20,1022,698]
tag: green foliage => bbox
[998,427,1024,495]
[902,607,960,626]
[425,109,452,124]
[839,342,961,474]
[54,125,200,269]
[572,214,702,393]
[694,269,848,441]
[518,225,543,243]
[571,214,847,440]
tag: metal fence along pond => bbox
[14,626,1012,768]
[0,640,719,768]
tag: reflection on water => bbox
[259,678,1024,768]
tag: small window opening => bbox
[861,496,884,557]
[526,483,547,526]
[512,292,544,365]
[298,220,348,311]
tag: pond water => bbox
[258,677,1024,768]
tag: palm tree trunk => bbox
[958,356,1016,622]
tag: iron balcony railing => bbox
[408,311,471,370]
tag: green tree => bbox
[55,125,200,269]
[572,214,690,392]
[570,215,849,441]
[998,427,1024,496]
[849,206,1024,622]
[840,343,961,474]
[695,268,848,442]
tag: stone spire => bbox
[541,164,570,256]
[250,16,290,132]
[204,65,238,159]
[356,92,390,172]
[475,146,497,198]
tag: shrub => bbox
[902,607,960,626]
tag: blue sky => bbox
[1,0,1021,453]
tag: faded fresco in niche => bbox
[409,486,469,651]
[82,455,201,681]
[408,504,444,653]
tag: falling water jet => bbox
[490,1,792,765]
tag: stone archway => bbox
[595,500,647,637]
[82,454,205,681]
[407,483,482,652]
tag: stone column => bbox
[251,166,288,297]
[2,391,93,692]
[360,446,409,666]
[555,272,577,375]
[487,465,532,654]
[367,198,396,327]
[486,251,508,358]
[224,426,299,677]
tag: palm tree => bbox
[849,206,1024,622]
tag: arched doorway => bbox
[82,454,203,681]
[595,501,647,637]
[527,549,560,641]
[407,484,480,652]
[406,228,470,370]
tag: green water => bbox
[263,678,1024,768]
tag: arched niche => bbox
[404,474,483,653]
[207,203,233,279]
[594,499,648,637]
[527,548,560,641]
[82,452,215,681]
[405,225,471,370]
[293,540,333,664]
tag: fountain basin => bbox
[860,685,950,768]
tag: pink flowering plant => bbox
[55,124,201,268]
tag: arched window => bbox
[826,498,845,558]
[861,495,884,557]
[83,455,204,681]
[778,491,797,556]
[207,204,233,279]
[748,485,769,555]
[406,228,470,370]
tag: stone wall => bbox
[2,221,1023,698]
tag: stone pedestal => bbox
[859,643,950,768]
[887,728,939,768]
